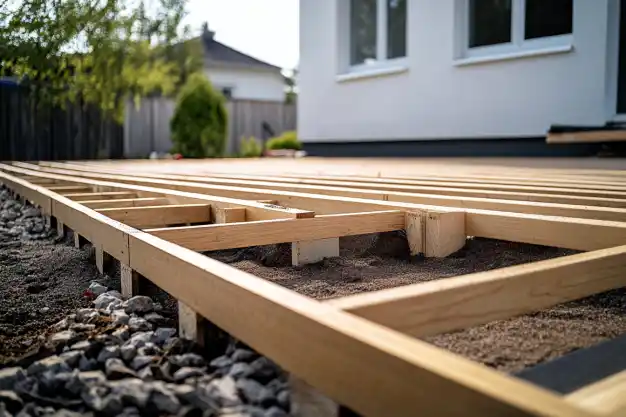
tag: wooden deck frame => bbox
[12,162,626,221]
[3,162,626,416]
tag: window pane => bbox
[387,0,406,59]
[525,0,573,40]
[468,0,512,48]
[350,0,378,66]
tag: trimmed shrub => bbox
[239,136,263,157]
[266,130,302,151]
[170,73,228,158]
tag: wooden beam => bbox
[0,163,315,221]
[127,231,592,417]
[49,185,92,193]
[566,370,626,416]
[327,245,626,339]
[96,204,212,228]
[547,130,626,144]
[82,197,171,209]
[145,211,406,252]
[214,207,246,223]
[405,210,467,257]
[64,191,137,201]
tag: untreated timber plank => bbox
[64,191,137,201]
[82,198,171,209]
[145,211,405,252]
[96,204,211,228]
[566,370,626,416]
[127,232,592,417]
[327,245,626,339]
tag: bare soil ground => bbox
[208,233,626,373]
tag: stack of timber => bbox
[1,158,626,417]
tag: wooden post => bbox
[179,206,236,349]
[292,238,339,266]
[74,232,88,249]
[56,221,66,238]
[95,244,113,274]
[120,263,146,298]
[405,210,466,258]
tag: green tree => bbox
[0,0,202,122]
[170,73,228,158]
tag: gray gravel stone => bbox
[173,384,219,410]
[97,346,120,363]
[144,312,165,323]
[122,296,154,314]
[248,357,279,383]
[149,381,181,414]
[0,390,23,413]
[231,349,256,363]
[105,358,138,379]
[79,356,99,372]
[130,355,153,370]
[106,290,123,300]
[228,362,253,379]
[210,355,233,370]
[88,282,108,296]
[111,310,130,326]
[76,308,100,323]
[70,323,96,332]
[59,351,82,368]
[94,294,119,311]
[264,406,287,417]
[236,378,269,404]
[170,353,205,368]
[173,367,207,382]
[120,345,137,362]
[137,366,154,381]
[109,379,149,409]
[49,330,77,346]
[81,385,110,412]
[112,327,130,341]
[128,317,152,332]
[126,331,153,348]
[152,327,177,344]
[276,390,289,410]
[27,356,71,375]
[137,343,160,357]
[0,367,25,390]
[104,299,123,313]
[51,318,69,332]
[207,376,241,408]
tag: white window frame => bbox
[458,0,573,60]
[348,0,408,73]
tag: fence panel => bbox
[0,81,123,161]
[123,97,297,158]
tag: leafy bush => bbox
[170,73,228,158]
[239,136,263,157]
[266,130,302,151]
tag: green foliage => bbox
[239,136,263,158]
[0,0,203,123]
[266,131,302,151]
[170,73,228,158]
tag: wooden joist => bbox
[145,211,406,252]
[64,191,138,201]
[566,370,626,416]
[82,197,171,209]
[96,204,212,228]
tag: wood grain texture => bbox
[292,238,339,266]
[328,245,626,339]
[145,211,405,252]
[82,197,171,209]
[566,370,626,416]
[96,204,211,228]
[64,191,137,201]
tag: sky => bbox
[184,0,299,71]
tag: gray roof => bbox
[198,30,282,72]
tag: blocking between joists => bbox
[405,210,466,258]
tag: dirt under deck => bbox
[208,234,626,373]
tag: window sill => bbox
[454,44,574,67]
[336,65,408,83]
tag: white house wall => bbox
[206,67,285,102]
[299,0,613,142]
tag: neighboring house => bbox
[198,25,286,102]
[299,0,626,156]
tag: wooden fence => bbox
[124,97,297,158]
[0,81,124,161]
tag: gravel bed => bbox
[0,187,290,416]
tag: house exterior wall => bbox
[205,67,285,102]
[299,0,616,143]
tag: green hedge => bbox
[266,130,302,151]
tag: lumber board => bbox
[547,130,626,144]
[82,197,171,209]
[145,211,406,252]
[15,162,626,221]
[127,232,592,417]
[96,204,212,228]
[566,370,626,416]
[7,163,315,220]
[327,245,626,339]
[64,191,137,201]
